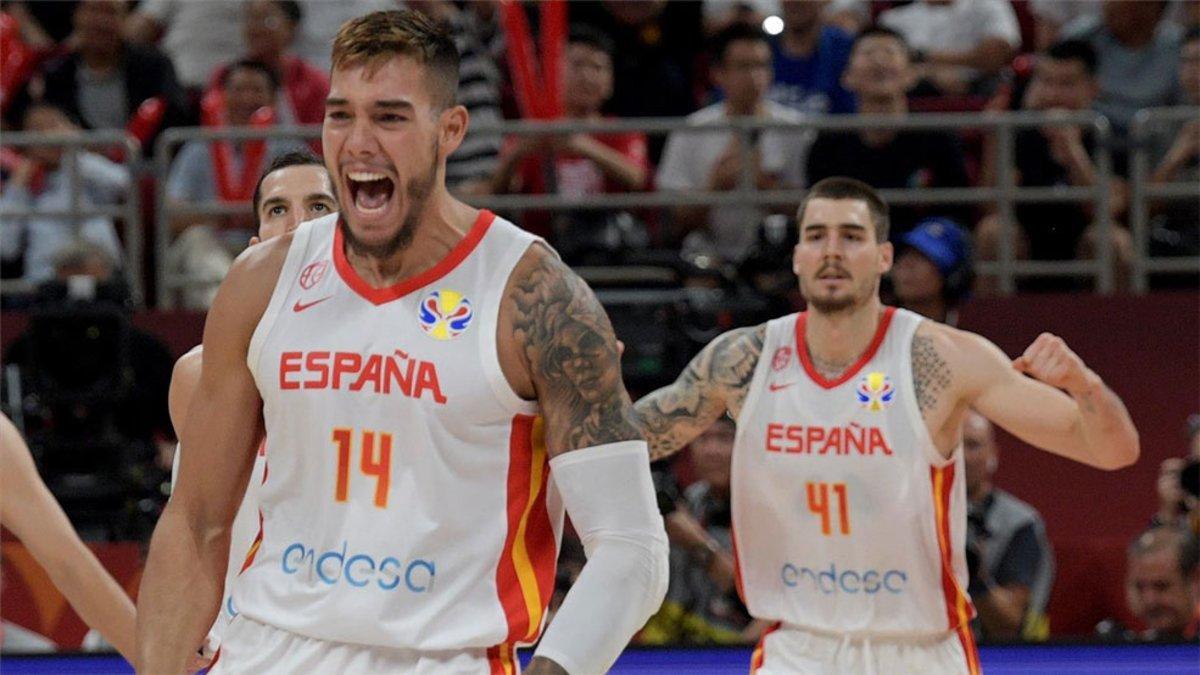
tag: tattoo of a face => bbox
[912,334,951,414]
[636,325,765,461]
[508,252,641,453]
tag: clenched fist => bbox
[1012,332,1100,396]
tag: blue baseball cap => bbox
[900,218,970,277]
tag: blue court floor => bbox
[2,644,1198,674]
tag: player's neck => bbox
[343,191,477,287]
[803,299,886,375]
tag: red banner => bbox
[501,0,565,120]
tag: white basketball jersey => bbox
[236,211,564,652]
[732,308,976,639]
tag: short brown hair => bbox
[797,177,890,242]
[331,10,460,109]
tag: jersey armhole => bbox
[732,318,781,429]
[477,230,543,416]
[246,217,322,384]
[900,314,959,468]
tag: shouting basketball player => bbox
[166,149,338,661]
[635,177,1138,674]
[138,11,667,675]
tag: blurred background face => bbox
[892,248,944,305]
[245,0,295,62]
[794,198,891,314]
[714,39,773,110]
[691,420,736,493]
[603,0,667,26]
[1181,39,1200,104]
[55,254,114,283]
[224,67,275,126]
[781,0,825,36]
[22,105,78,166]
[73,0,125,54]
[843,35,914,99]
[1126,547,1196,635]
[255,164,337,240]
[1103,1,1165,44]
[1027,57,1096,111]
[962,412,997,497]
[563,43,613,116]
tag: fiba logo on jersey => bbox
[855,371,895,412]
[299,260,330,290]
[418,289,473,341]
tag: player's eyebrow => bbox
[260,196,288,212]
[373,99,415,111]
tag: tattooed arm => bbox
[920,322,1138,471]
[504,245,642,456]
[502,245,667,675]
[634,325,765,461]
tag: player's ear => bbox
[249,235,261,246]
[792,243,803,276]
[438,104,469,158]
[878,241,894,275]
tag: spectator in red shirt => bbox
[207,0,328,126]
[492,25,649,260]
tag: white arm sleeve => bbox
[533,440,669,675]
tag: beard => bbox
[340,141,440,260]
[799,273,879,315]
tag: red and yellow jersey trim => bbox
[495,415,558,644]
[930,464,981,675]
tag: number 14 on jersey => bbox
[332,428,392,508]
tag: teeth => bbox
[348,171,388,182]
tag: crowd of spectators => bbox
[1,0,1196,308]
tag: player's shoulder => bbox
[712,323,767,358]
[913,318,996,362]
[171,345,204,384]
[213,229,296,317]
[912,318,1011,395]
[230,228,295,285]
[505,240,585,300]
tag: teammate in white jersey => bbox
[167,150,338,662]
[635,177,1139,674]
[138,10,667,675]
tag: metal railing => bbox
[151,110,1125,307]
[1128,106,1200,293]
[0,130,143,303]
[152,125,320,308]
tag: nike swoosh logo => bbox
[293,296,333,313]
[768,382,797,392]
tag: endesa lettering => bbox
[765,422,893,456]
[282,541,436,593]
[279,349,447,404]
[781,562,908,595]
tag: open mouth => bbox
[346,171,395,214]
